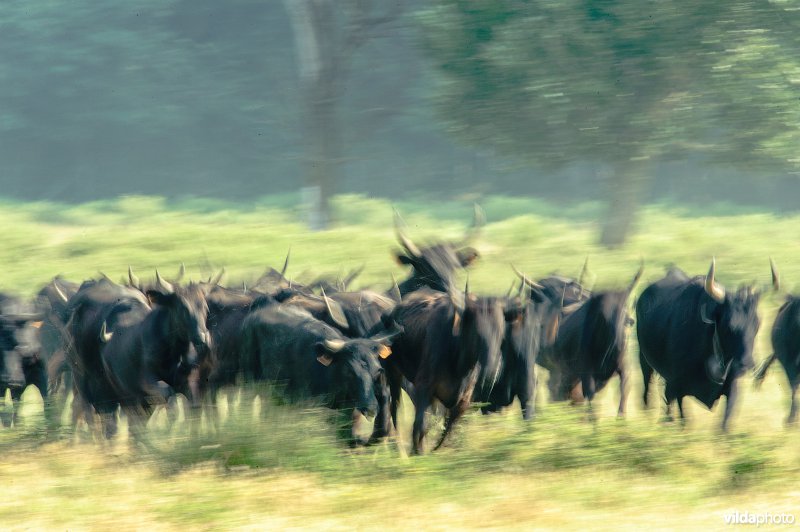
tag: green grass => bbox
[1,193,799,529]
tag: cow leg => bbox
[787,381,798,425]
[616,366,629,418]
[721,379,739,432]
[368,375,393,444]
[100,410,118,440]
[663,383,678,422]
[411,386,432,455]
[581,374,596,423]
[676,396,687,427]
[125,403,155,450]
[433,396,471,451]
[518,369,536,421]
[11,386,28,427]
[639,350,654,408]
[386,366,404,438]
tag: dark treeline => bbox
[2,2,800,232]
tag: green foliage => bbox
[419,1,800,173]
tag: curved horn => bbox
[53,281,69,303]
[210,267,226,287]
[128,266,140,289]
[510,264,544,290]
[281,248,291,276]
[174,263,186,283]
[578,256,589,287]
[321,287,349,330]
[505,280,518,298]
[323,338,346,353]
[393,209,421,257]
[100,322,113,343]
[155,269,174,294]
[455,203,486,247]
[389,274,402,303]
[770,257,780,291]
[627,261,645,293]
[704,258,726,303]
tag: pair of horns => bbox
[704,257,780,303]
[394,203,485,256]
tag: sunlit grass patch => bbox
[0,194,800,527]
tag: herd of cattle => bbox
[0,209,798,453]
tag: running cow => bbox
[637,259,776,430]
[754,265,800,424]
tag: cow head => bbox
[0,309,44,392]
[454,285,506,393]
[146,271,211,354]
[511,263,596,349]
[701,259,773,377]
[393,206,483,296]
[315,323,402,419]
[0,319,25,391]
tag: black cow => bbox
[538,266,643,418]
[754,279,800,424]
[0,300,45,427]
[0,315,26,427]
[393,206,482,297]
[509,264,591,404]
[99,273,212,438]
[637,259,775,430]
[34,277,80,427]
[474,278,562,420]
[200,284,258,425]
[239,301,401,444]
[384,287,507,453]
[66,277,151,437]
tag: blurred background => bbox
[2,1,800,245]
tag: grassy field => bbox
[1,194,799,530]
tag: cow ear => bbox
[376,345,392,359]
[395,253,414,266]
[315,339,346,366]
[146,290,171,307]
[504,305,525,323]
[457,247,480,267]
[316,353,334,366]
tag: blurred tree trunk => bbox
[284,0,338,229]
[283,0,401,230]
[600,157,650,248]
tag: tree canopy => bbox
[421,0,800,171]
[420,1,800,243]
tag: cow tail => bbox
[753,353,777,388]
